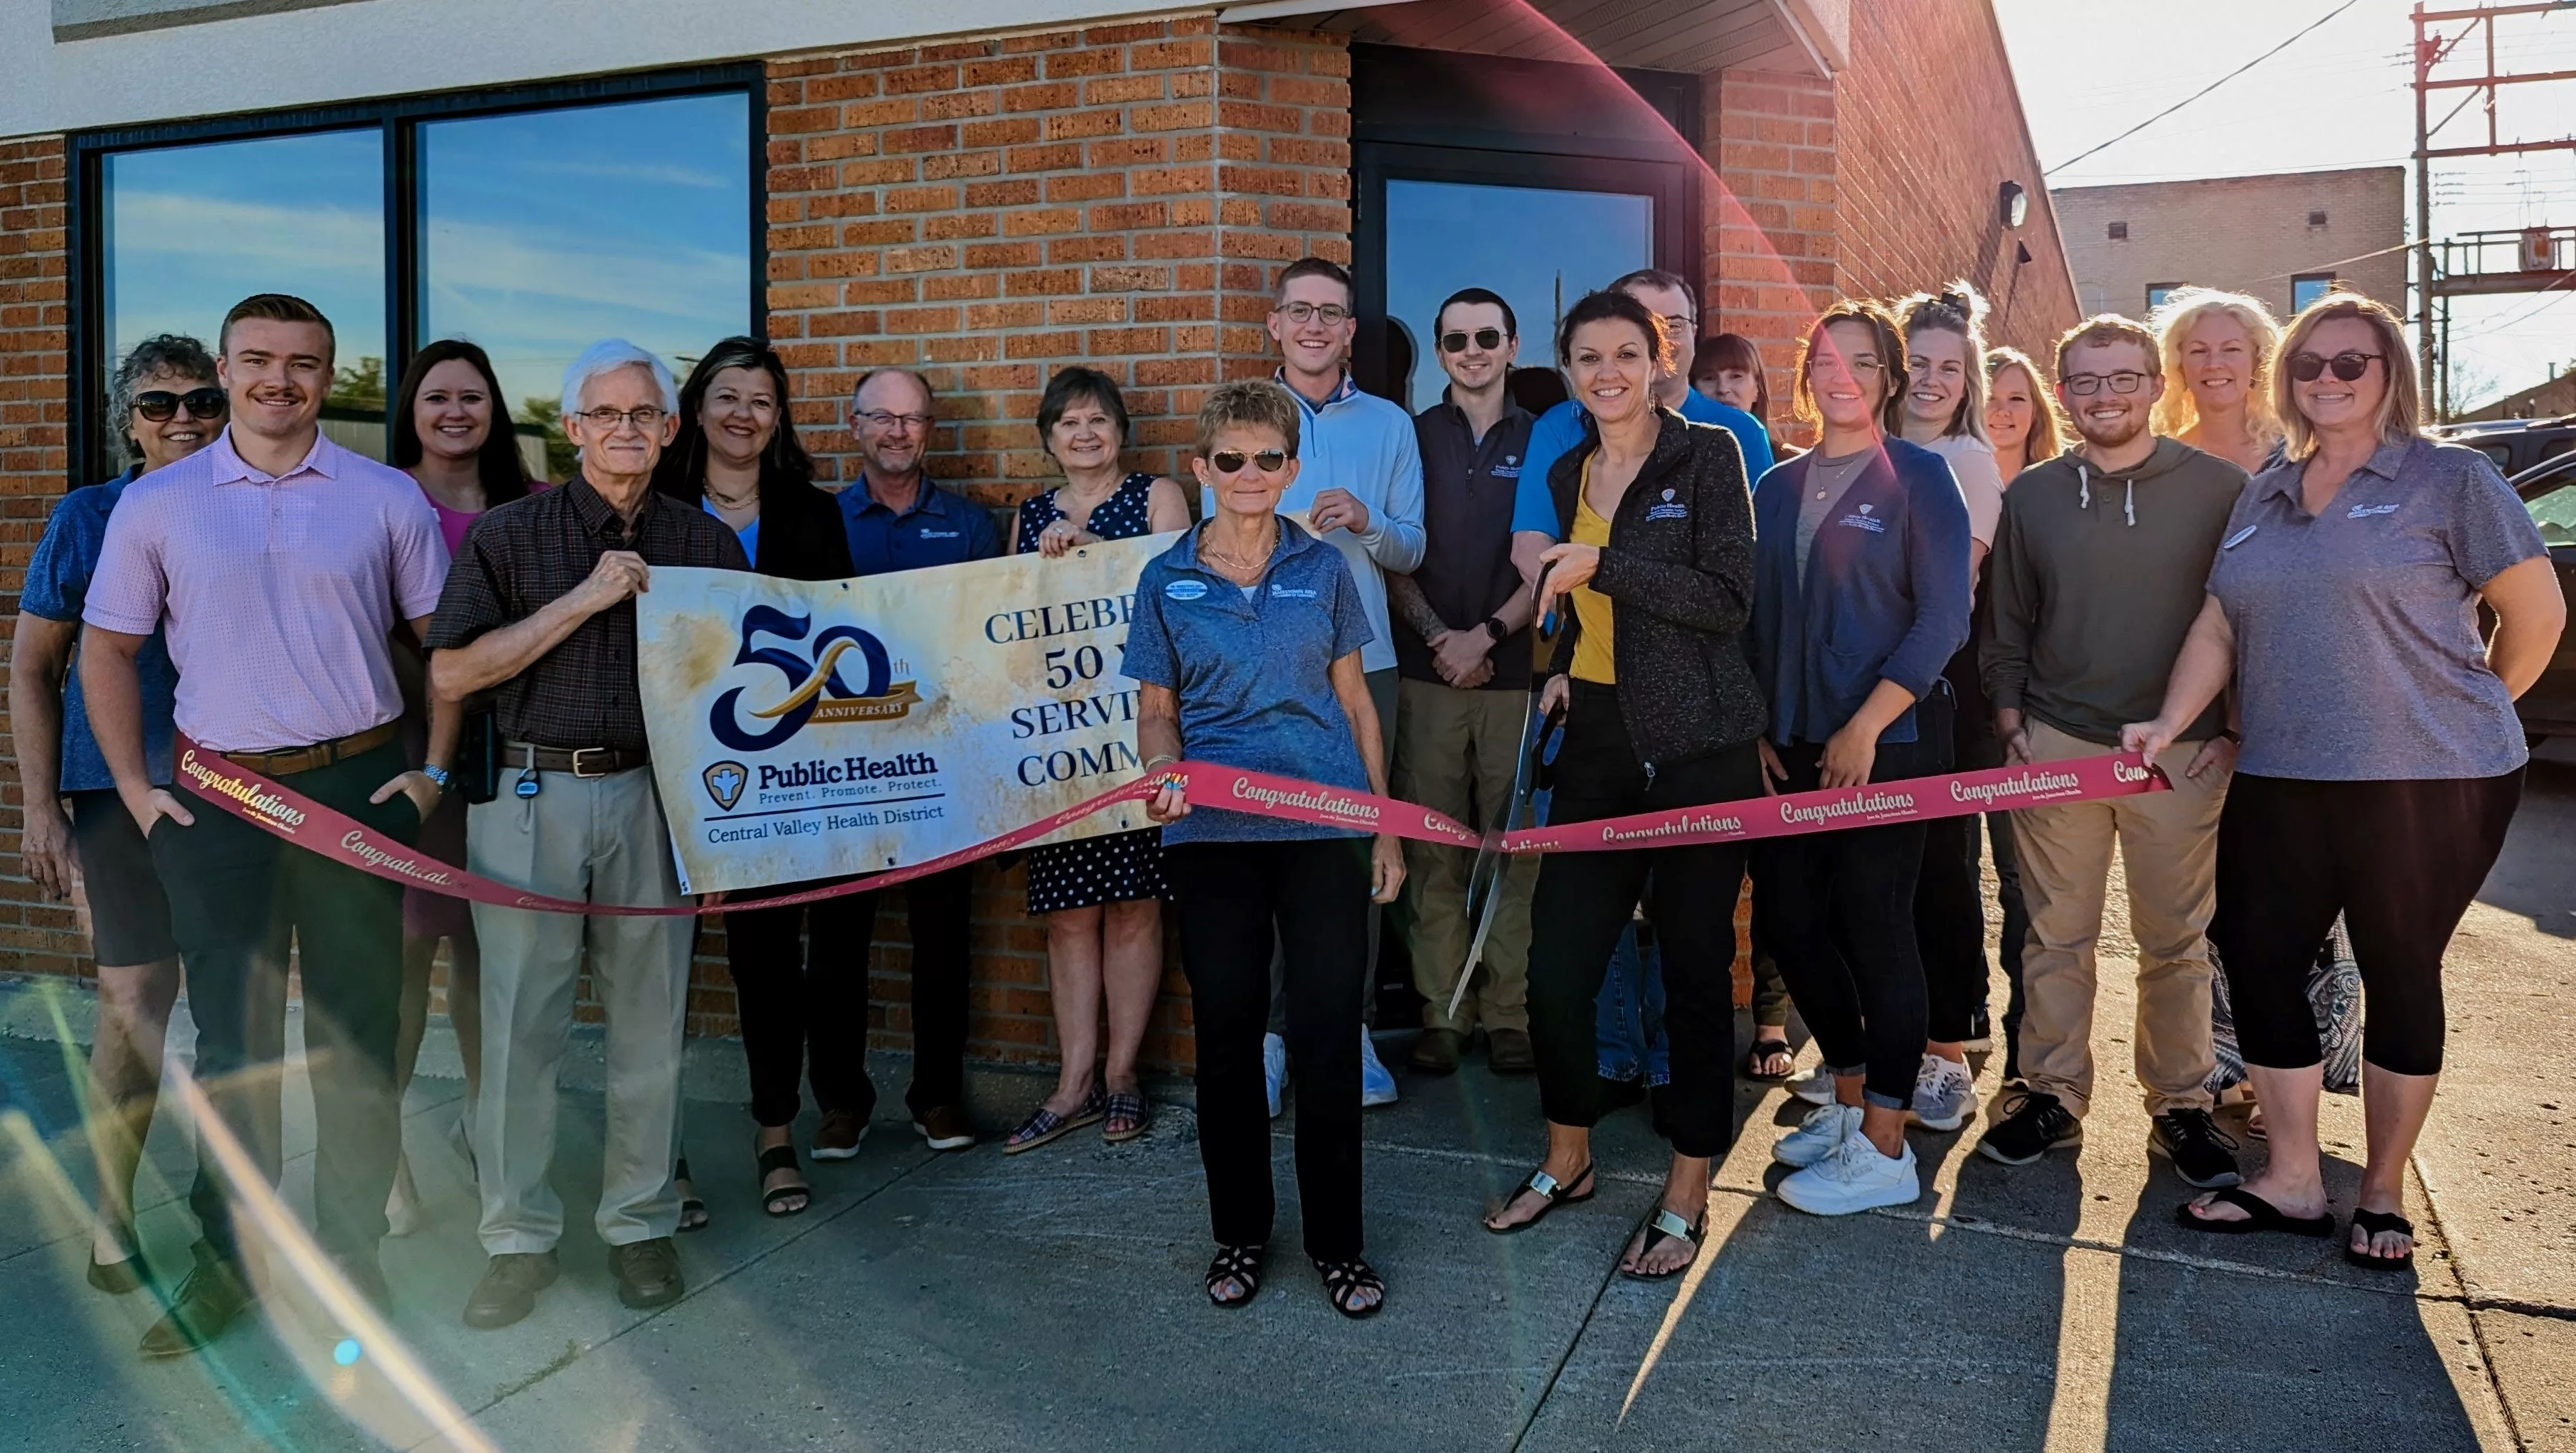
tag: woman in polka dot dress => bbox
[1004,368,1191,1153]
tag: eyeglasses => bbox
[1208,449,1290,476]
[573,406,669,430]
[132,388,227,422]
[1439,328,1506,354]
[856,409,937,432]
[1276,302,1352,326]
[2060,371,2152,396]
[2286,350,2382,383]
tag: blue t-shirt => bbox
[1509,391,1774,536]
[838,474,1001,575]
[21,471,179,791]
[1122,519,1376,844]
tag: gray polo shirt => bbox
[2208,437,2545,781]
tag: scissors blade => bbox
[1447,690,1548,1021]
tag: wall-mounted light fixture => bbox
[1999,180,2029,230]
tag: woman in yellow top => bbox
[1477,289,1767,1280]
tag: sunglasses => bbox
[133,388,228,422]
[2287,350,2382,383]
[1208,449,1290,476]
[1439,328,1506,353]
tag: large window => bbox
[73,71,759,482]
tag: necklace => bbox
[705,481,759,513]
[1198,521,1277,578]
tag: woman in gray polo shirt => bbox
[2127,294,2564,1268]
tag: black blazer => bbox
[1545,406,1765,769]
[747,477,856,582]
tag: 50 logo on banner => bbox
[708,605,921,752]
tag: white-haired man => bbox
[428,339,746,1329]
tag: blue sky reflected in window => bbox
[420,92,751,425]
[1383,179,1653,413]
[101,129,385,398]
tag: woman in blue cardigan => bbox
[1748,298,1973,1216]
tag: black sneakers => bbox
[1975,1089,2083,1166]
[2149,1108,2244,1189]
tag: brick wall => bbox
[2053,168,2407,324]
[1708,67,1841,440]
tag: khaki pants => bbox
[470,765,697,1255]
[1390,678,1535,1035]
[2009,720,2227,1119]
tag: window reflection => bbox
[1384,179,1653,412]
[419,92,752,479]
[101,129,387,457]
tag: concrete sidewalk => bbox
[3,753,2572,1451]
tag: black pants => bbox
[1754,733,1939,1110]
[723,883,877,1127]
[1908,689,1985,1045]
[835,866,975,1117]
[1166,836,1371,1261]
[1526,685,1757,1159]
[2213,770,2520,1077]
[152,740,416,1265]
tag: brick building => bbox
[2054,166,2407,324]
[0,0,2075,1073]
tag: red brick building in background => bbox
[0,0,2075,1075]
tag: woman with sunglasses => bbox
[1131,380,1404,1318]
[2151,287,2284,474]
[1001,367,1188,1155]
[384,339,535,1234]
[647,336,853,1222]
[2126,294,2563,1265]
[1750,298,1971,1216]
[1477,289,1765,1282]
[11,335,222,1292]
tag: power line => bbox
[2044,0,2368,175]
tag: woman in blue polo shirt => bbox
[1129,380,1405,1319]
[1749,297,1972,1219]
[2127,294,2562,1266]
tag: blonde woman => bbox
[2127,293,2564,1265]
[2150,287,2283,473]
[1985,347,2065,479]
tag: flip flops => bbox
[2345,1208,2416,1270]
[2173,1186,2335,1238]
[1621,1205,1706,1281]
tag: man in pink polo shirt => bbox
[82,293,455,1361]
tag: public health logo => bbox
[709,605,920,753]
[703,760,749,810]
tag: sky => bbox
[1995,0,2576,411]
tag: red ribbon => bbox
[169,736,2166,916]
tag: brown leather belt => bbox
[504,741,651,778]
[220,720,400,777]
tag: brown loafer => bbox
[913,1104,976,1151]
[607,1238,685,1310]
[1410,1028,1462,1075]
[138,1245,255,1360]
[811,1108,869,1161]
[462,1250,560,1329]
[1488,1027,1537,1075]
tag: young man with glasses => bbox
[1385,288,1552,1075]
[1975,315,2250,1188]
[82,296,454,1359]
[1237,256,1426,1109]
[830,366,1000,1152]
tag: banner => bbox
[634,536,1175,895]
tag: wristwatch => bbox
[1481,615,1509,644]
[422,763,452,789]
[2217,728,2242,744]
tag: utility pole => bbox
[2412,1,2576,420]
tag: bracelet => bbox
[421,763,452,789]
[1143,754,1181,772]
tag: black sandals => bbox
[2346,1208,2416,1270]
[2174,1186,2335,1237]
[1743,1038,1795,1082]
[1622,1206,1707,1281]
[1205,1245,1265,1308]
[1311,1257,1385,1318]
[757,1141,809,1218]
[1483,1164,1595,1235]
[674,1158,710,1233]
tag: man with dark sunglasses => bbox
[1386,287,1551,1075]
[1976,313,2250,1189]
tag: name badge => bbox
[2221,525,2257,550]
[1164,579,1208,601]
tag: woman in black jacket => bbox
[1479,289,1765,1279]
[653,336,857,1222]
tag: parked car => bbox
[2508,450,2576,742]
[2434,415,2576,480]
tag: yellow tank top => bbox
[1568,467,1616,686]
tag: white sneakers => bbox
[1777,1131,1922,1215]
[1785,1063,1841,1106]
[1773,1102,1863,1169]
[1359,1031,1399,1107]
[1263,1032,1288,1119]
[1909,1053,1978,1132]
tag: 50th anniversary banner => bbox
[635,535,1174,896]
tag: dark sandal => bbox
[1622,1206,1707,1281]
[2345,1207,2417,1269]
[1743,1038,1794,1082]
[2174,1185,2334,1237]
[1205,1245,1265,1307]
[675,1157,710,1233]
[1483,1164,1595,1235]
[1312,1257,1385,1319]
[756,1142,809,1218]
[1003,1089,1106,1155]
[1102,1090,1149,1144]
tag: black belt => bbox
[504,742,650,778]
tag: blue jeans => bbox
[1594,921,1669,1085]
